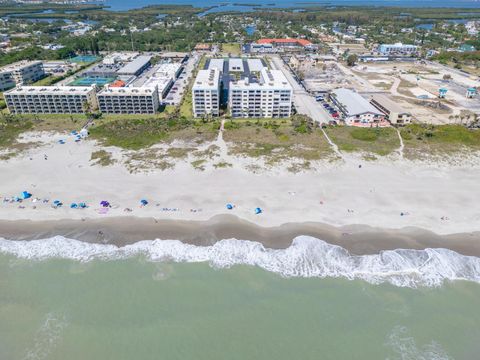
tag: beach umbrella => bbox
[71,130,77,135]
[140,199,148,206]
[100,200,110,207]
[79,202,87,209]
[226,203,233,210]
[21,191,32,199]
[58,139,65,144]
[255,207,262,215]
[70,203,78,209]
[53,200,63,207]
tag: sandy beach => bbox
[1,131,480,253]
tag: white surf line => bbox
[395,127,404,160]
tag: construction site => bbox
[290,54,479,125]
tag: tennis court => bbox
[69,55,100,63]
[69,76,116,86]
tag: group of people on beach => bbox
[1,192,264,216]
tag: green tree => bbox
[346,54,358,67]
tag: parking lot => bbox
[163,53,199,106]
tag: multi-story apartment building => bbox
[4,85,98,114]
[229,68,292,118]
[192,68,221,118]
[378,43,419,55]
[96,86,159,114]
[0,61,45,91]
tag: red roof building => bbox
[256,38,313,47]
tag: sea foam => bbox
[1,235,480,288]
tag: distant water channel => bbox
[101,0,480,11]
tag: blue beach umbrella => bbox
[70,203,78,209]
[21,191,32,199]
[79,202,87,209]
[140,199,148,206]
[226,203,233,210]
[53,200,63,207]
[255,207,262,215]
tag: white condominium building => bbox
[97,86,159,114]
[229,68,292,118]
[378,43,419,55]
[4,85,97,114]
[192,68,221,118]
[0,60,45,91]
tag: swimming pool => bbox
[69,76,116,86]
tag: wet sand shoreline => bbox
[1,215,479,256]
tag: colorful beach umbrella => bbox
[21,191,32,199]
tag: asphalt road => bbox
[269,55,331,124]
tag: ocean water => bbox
[1,236,480,359]
[102,0,480,11]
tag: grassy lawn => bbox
[223,117,334,167]
[221,43,241,55]
[325,126,400,156]
[0,118,33,148]
[89,117,217,150]
[0,115,36,159]
[400,124,480,159]
[31,75,63,86]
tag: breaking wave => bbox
[1,235,480,288]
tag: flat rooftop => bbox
[332,88,383,116]
[0,60,42,72]
[207,59,225,72]
[142,76,172,92]
[154,63,181,77]
[246,58,264,72]
[6,85,94,96]
[98,86,157,96]
[370,94,410,114]
[228,58,244,72]
[230,68,292,90]
[193,68,220,90]
[117,55,152,75]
